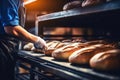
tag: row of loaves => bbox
[23,40,120,71]
[46,40,120,71]
[63,0,113,10]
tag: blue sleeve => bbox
[1,0,20,27]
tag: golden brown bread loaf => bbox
[45,41,61,56]
[45,40,71,56]
[52,43,81,60]
[23,43,34,51]
[69,44,115,64]
[82,0,105,7]
[90,49,120,71]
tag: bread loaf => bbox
[45,41,60,56]
[82,0,106,7]
[23,43,34,51]
[90,49,120,71]
[45,40,74,56]
[69,44,115,64]
[63,0,82,10]
[52,43,81,60]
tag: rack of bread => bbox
[18,0,120,80]
[20,39,120,80]
[23,39,120,71]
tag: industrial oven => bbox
[17,0,120,80]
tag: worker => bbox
[0,0,47,80]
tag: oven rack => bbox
[36,0,120,22]
[35,0,120,38]
[17,50,120,80]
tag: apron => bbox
[0,35,20,80]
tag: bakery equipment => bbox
[17,0,120,80]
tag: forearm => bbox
[4,26,39,43]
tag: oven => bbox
[16,0,120,80]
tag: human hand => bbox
[34,37,48,50]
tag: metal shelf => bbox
[17,50,120,80]
[36,0,120,22]
[35,0,120,37]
